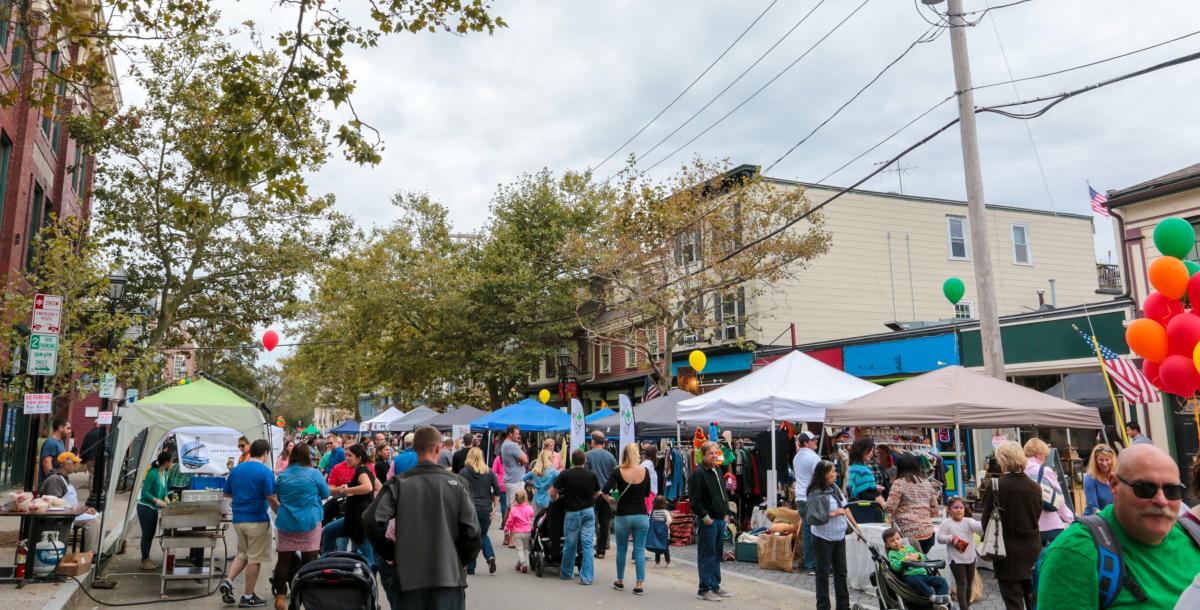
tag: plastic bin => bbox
[735,540,758,562]
[190,476,225,491]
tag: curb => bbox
[40,572,86,610]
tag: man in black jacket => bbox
[450,432,474,475]
[365,426,481,610]
[690,441,733,602]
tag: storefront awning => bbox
[671,351,753,376]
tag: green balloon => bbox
[1154,217,1196,259]
[1187,260,1200,278]
[943,277,965,305]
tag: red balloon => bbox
[1188,273,1200,307]
[1160,354,1200,396]
[1167,312,1200,356]
[1144,292,1186,325]
[1142,359,1162,389]
[262,330,279,352]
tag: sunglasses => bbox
[1116,475,1186,501]
[1094,447,1114,454]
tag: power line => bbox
[635,0,874,177]
[717,48,1200,266]
[616,0,833,177]
[817,95,954,183]
[591,0,781,173]
[762,24,944,175]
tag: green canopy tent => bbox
[302,424,321,435]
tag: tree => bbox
[80,29,350,377]
[566,160,831,395]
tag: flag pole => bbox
[1072,322,1130,448]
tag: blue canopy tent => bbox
[470,398,570,432]
[329,419,362,435]
[585,408,615,424]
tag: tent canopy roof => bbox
[141,378,255,408]
[585,408,615,424]
[330,419,362,434]
[363,406,405,425]
[427,405,488,431]
[470,398,569,432]
[823,365,1104,428]
[389,406,440,432]
[678,350,880,422]
[590,389,692,436]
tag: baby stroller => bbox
[289,551,377,610]
[848,523,950,610]
[528,499,581,578]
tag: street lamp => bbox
[88,269,126,512]
[556,346,575,406]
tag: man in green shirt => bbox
[1036,444,1200,609]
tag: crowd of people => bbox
[91,418,1199,610]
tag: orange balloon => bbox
[1126,318,1168,363]
[1148,256,1189,300]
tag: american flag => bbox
[1077,329,1157,403]
[642,375,661,402]
[1088,185,1111,218]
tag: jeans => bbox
[813,536,849,610]
[797,499,815,570]
[561,507,595,583]
[375,551,399,610]
[695,516,724,594]
[593,497,612,553]
[467,506,495,573]
[320,517,375,570]
[136,503,158,561]
[903,573,949,598]
[613,514,649,583]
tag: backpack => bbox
[1035,464,1064,513]
[1034,514,1200,609]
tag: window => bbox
[645,326,660,361]
[544,355,555,379]
[947,216,969,260]
[677,230,699,267]
[0,134,11,227]
[25,183,46,272]
[173,354,187,379]
[41,51,57,138]
[954,300,975,320]
[599,342,611,373]
[70,145,82,192]
[0,1,10,51]
[1011,223,1032,265]
[676,299,701,345]
[714,288,746,341]
[624,344,637,369]
[10,24,23,80]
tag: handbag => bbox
[1036,464,1064,512]
[979,477,1007,561]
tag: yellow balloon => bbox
[538,389,551,404]
[1193,342,1200,376]
[689,350,707,373]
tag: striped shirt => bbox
[811,487,849,542]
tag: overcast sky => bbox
[119,0,1200,359]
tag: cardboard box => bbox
[55,552,93,576]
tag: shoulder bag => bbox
[979,477,1006,561]
[1036,464,1065,513]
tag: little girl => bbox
[935,496,983,610]
[645,496,672,567]
[505,488,534,573]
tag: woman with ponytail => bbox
[137,450,175,570]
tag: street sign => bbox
[99,374,117,399]
[85,406,99,418]
[97,411,113,425]
[26,333,59,376]
[23,393,52,415]
[126,389,139,404]
[31,294,63,335]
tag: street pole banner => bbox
[452,424,469,450]
[176,430,242,475]
[618,394,635,454]
[99,374,116,399]
[570,398,585,453]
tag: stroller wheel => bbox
[533,551,544,578]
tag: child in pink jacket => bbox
[505,488,534,573]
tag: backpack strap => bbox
[1078,514,1148,608]
[1180,515,1200,549]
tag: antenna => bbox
[874,161,918,194]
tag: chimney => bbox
[1037,289,1045,308]
[1049,279,1057,308]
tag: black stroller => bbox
[848,523,951,610]
[289,551,378,610]
[528,499,582,578]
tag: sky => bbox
[116,0,1200,362]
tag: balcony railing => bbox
[1097,263,1123,294]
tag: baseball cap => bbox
[798,431,818,443]
[57,451,82,464]
[404,432,415,443]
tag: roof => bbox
[1105,162,1200,209]
[723,163,1092,221]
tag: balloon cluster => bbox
[1125,218,1200,396]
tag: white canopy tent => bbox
[98,378,273,554]
[362,406,405,431]
[678,350,881,506]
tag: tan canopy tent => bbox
[823,365,1104,428]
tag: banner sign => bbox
[452,425,470,451]
[569,398,585,454]
[97,411,113,425]
[23,393,52,414]
[618,394,635,454]
[99,374,117,399]
[176,430,243,475]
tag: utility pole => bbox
[944,0,1005,380]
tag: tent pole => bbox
[954,423,962,500]
[769,419,777,508]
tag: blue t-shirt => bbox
[327,447,346,473]
[224,460,276,523]
[40,437,65,478]
[275,465,329,532]
[393,449,418,477]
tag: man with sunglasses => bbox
[1036,445,1200,609]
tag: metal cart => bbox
[157,495,226,595]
